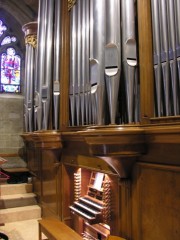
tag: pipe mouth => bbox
[0,232,9,240]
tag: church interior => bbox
[0,0,180,239]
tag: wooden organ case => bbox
[21,0,180,240]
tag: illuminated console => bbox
[70,171,111,239]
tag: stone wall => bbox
[0,94,26,168]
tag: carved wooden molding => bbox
[22,21,37,36]
[32,131,63,149]
[79,126,146,156]
[78,126,146,178]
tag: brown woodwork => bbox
[0,153,19,157]
[107,236,126,240]
[60,0,70,130]
[22,21,37,37]
[79,125,146,178]
[137,0,154,123]
[132,163,180,240]
[38,217,82,240]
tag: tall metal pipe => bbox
[105,0,121,125]
[24,43,30,132]
[174,0,180,107]
[89,0,106,125]
[84,0,90,125]
[76,0,82,126]
[159,0,171,116]
[28,45,34,132]
[53,0,61,130]
[122,0,137,122]
[151,0,162,117]
[42,0,55,130]
[36,0,47,130]
[70,2,78,126]
[80,0,89,125]
[167,0,179,115]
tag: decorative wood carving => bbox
[79,126,146,178]
[32,131,63,149]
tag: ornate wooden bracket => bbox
[79,125,146,178]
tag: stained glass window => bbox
[0,20,7,37]
[0,19,21,93]
[1,36,17,46]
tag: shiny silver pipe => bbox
[122,0,137,122]
[151,0,162,117]
[89,0,106,125]
[33,47,38,131]
[80,0,90,125]
[167,0,179,115]
[75,0,82,126]
[27,45,34,132]
[53,0,61,130]
[36,0,47,130]
[85,0,90,125]
[174,0,180,55]
[70,2,78,126]
[105,0,121,125]
[25,44,34,132]
[159,0,171,116]
[174,0,180,110]
[42,0,54,130]
[24,44,30,132]
[91,84,97,124]
[175,0,180,89]
[81,0,86,125]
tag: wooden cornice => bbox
[21,133,35,148]
[78,125,146,157]
[21,124,180,177]
[21,131,63,149]
[32,131,63,149]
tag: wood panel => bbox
[41,149,61,217]
[132,163,180,240]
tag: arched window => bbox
[0,19,21,93]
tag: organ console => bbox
[70,172,111,224]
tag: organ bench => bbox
[38,217,82,240]
[38,217,126,240]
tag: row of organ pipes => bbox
[23,0,180,131]
[69,0,138,126]
[23,0,61,132]
[151,0,180,117]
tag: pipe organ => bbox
[23,0,180,128]
[22,0,180,240]
[35,0,61,131]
